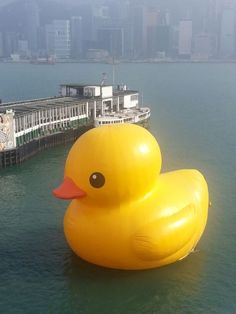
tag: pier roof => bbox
[0,88,139,116]
[60,83,110,88]
[0,97,85,116]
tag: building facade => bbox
[220,8,235,58]
[45,20,71,59]
[53,20,71,59]
[178,19,193,57]
[24,1,40,55]
[193,33,211,59]
[70,16,83,59]
[0,32,3,57]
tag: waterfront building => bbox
[17,40,29,58]
[105,1,133,60]
[178,19,193,58]
[24,0,40,55]
[156,25,171,57]
[131,5,146,58]
[97,27,124,58]
[53,20,71,59]
[220,8,235,58]
[0,32,3,57]
[193,33,211,59]
[70,16,83,59]
[4,32,19,57]
[45,20,71,59]
[146,7,160,58]
[122,21,133,60]
[0,84,140,167]
[45,24,55,57]
[86,49,109,60]
[76,3,94,57]
[131,4,160,59]
[0,93,89,153]
[204,0,219,57]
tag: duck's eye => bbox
[89,172,105,188]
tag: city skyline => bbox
[0,0,236,61]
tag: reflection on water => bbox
[62,250,205,314]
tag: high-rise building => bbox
[54,20,70,59]
[146,6,160,58]
[4,32,19,57]
[122,21,133,60]
[97,27,124,58]
[0,33,3,57]
[156,25,171,57]
[220,8,235,58]
[204,0,219,57]
[45,24,55,57]
[70,16,83,59]
[193,33,211,59]
[24,0,40,55]
[18,40,29,58]
[76,4,93,56]
[178,19,193,58]
[45,20,71,59]
[131,5,146,58]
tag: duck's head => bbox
[53,124,162,206]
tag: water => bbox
[0,62,236,313]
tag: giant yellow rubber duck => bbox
[53,124,209,270]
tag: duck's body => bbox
[54,124,209,270]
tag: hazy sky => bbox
[0,0,233,9]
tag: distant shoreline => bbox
[2,59,236,65]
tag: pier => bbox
[0,84,140,167]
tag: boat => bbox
[94,107,151,127]
[94,83,150,127]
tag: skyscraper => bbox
[18,39,29,58]
[24,0,40,55]
[70,16,83,59]
[45,20,71,59]
[178,19,192,58]
[145,6,160,58]
[220,8,235,58]
[0,33,3,57]
[97,27,124,58]
[45,24,54,57]
[53,20,71,59]
[4,32,19,57]
[131,5,146,58]
[193,33,211,59]
[156,25,171,57]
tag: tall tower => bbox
[53,20,71,59]
[70,16,83,59]
[220,8,235,58]
[45,24,55,57]
[131,5,146,58]
[178,19,193,58]
[145,6,160,58]
[204,0,220,57]
[24,0,40,55]
[0,33,3,57]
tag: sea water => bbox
[0,62,236,313]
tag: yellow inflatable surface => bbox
[53,124,209,270]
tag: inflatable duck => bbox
[53,124,209,270]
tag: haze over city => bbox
[0,0,236,61]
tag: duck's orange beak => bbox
[53,176,86,200]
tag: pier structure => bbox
[0,84,139,167]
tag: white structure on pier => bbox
[0,84,140,152]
